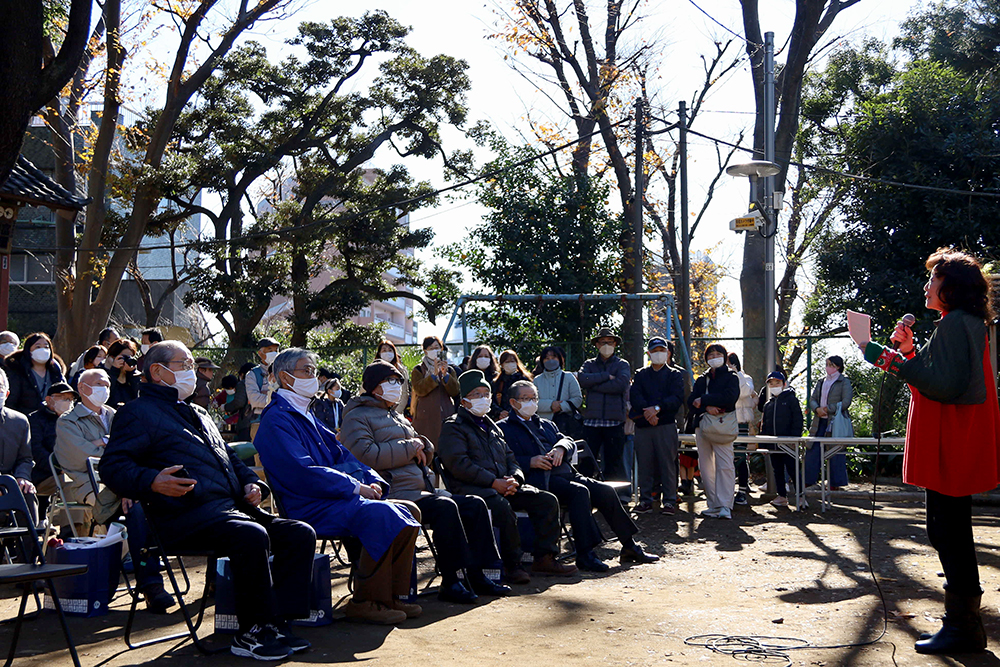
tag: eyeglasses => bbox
[162,360,196,371]
[292,365,318,378]
[382,378,403,386]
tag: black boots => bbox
[915,590,987,654]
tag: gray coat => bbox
[55,403,116,504]
[340,394,434,502]
[438,408,523,497]
[0,407,32,480]
[808,374,853,436]
[577,354,631,422]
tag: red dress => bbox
[903,344,1000,496]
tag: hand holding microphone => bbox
[889,313,916,353]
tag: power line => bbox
[25,118,631,255]
[685,0,757,47]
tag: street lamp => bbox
[727,159,781,377]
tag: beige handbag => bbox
[698,410,738,445]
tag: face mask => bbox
[768,385,783,397]
[31,347,52,364]
[649,351,668,365]
[331,388,342,399]
[826,366,837,377]
[516,399,538,418]
[379,381,402,404]
[0,343,16,357]
[543,358,561,372]
[465,396,491,417]
[225,388,236,396]
[85,384,110,406]
[264,351,278,365]
[475,356,491,370]
[51,399,73,415]
[502,362,517,375]
[285,372,319,398]
[380,351,395,362]
[159,366,197,400]
[599,344,615,358]
[140,344,150,355]
[707,357,724,369]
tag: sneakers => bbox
[770,495,789,507]
[231,624,292,661]
[659,502,676,516]
[530,553,579,576]
[734,491,749,506]
[718,507,732,520]
[343,600,407,625]
[699,507,722,518]
[267,622,311,653]
[633,501,655,514]
[390,599,423,619]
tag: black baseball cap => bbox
[646,337,668,351]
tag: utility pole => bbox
[678,100,690,350]
[631,98,645,366]
[763,31,777,376]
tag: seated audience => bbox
[0,368,36,519]
[190,357,220,409]
[310,378,345,432]
[28,381,77,498]
[104,340,141,410]
[0,331,19,359]
[69,327,118,377]
[376,340,410,414]
[438,370,578,584]
[71,345,108,387]
[136,327,163,372]
[4,332,66,415]
[254,348,422,626]
[100,341,315,659]
[499,381,658,571]
[341,360,511,603]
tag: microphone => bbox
[893,313,916,350]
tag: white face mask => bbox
[768,385,783,397]
[502,362,517,375]
[707,357,725,369]
[649,351,668,365]
[380,351,395,362]
[465,396,491,417]
[159,365,197,400]
[140,344,151,355]
[51,398,74,415]
[264,351,278,365]
[31,347,52,364]
[475,356,491,370]
[599,344,615,358]
[285,372,319,398]
[0,342,16,357]
[225,388,236,396]
[826,366,838,377]
[85,384,110,406]
[425,350,441,365]
[515,399,538,418]
[379,381,402,404]
[331,388,342,399]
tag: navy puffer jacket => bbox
[100,382,264,536]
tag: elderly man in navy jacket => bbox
[100,341,315,661]
[499,380,658,572]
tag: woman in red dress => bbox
[865,248,1000,655]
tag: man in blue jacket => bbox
[254,348,421,626]
[100,341,315,661]
[499,381,658,572]
[629,338,686,515]
[577,327,631,482]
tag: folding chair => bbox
[121,501,224,654]
[0,475,88,667]
[43,453,93,546]
[270,490,360,590]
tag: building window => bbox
[9,254,54,284]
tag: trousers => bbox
[695,428,735,511]
[548,473,637,553]
[583,424,627,482]
[481,486,560,567]
[634,423,679,504]
[415,493,501,582]
[926,489,980,596]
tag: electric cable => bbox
[685,366,900,666]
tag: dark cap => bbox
[646,337,668,351]
[458,369,492,397]
[47,381,79,399]
[195,357,221,370]
[257,337,280,349]
[590,327,623,346]
[766,371,786,382]
[362,360,404,394]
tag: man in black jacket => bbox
[499,381,658,572]
[100,341,315,661]
[629,338,686,515]
[28,382,77,498]
[438,370,578,584]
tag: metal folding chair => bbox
[0,475,88,667]
[43,453,92,546]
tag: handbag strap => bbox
[556,371,566,402]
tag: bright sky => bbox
[243,0,924,348]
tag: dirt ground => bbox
[4,487,1000,667]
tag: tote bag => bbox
[698,410,738,445]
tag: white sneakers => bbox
[699,506,732,519]
[770,496,789,507]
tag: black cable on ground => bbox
[684,370,899,666]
